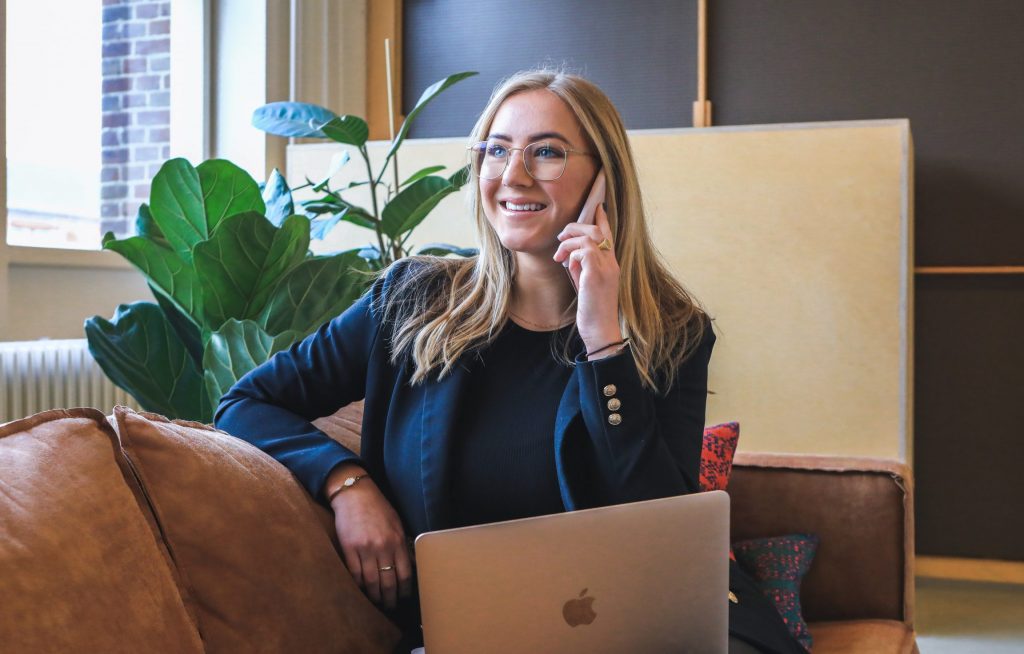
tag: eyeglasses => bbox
[467,140,595,181]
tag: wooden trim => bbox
[917,556,1024,585]
[915,266,1024,274]
[692,0,712,127]
[367,0,402,141]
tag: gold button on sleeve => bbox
[602,384,617,397]
[608,413,622,426]
[607,398,621,411]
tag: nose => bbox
[501,149,533,187]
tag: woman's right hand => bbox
[327,464,414,610]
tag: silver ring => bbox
[378,564,395,572]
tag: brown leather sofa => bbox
[0,405,917,653]
[729,452,919,654]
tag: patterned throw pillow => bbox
[732,534,819,652]
[700,421,740,491]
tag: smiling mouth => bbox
[500,201,548,213]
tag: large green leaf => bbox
[134,203,168,246]
[321,115,369,147]
[85,302,210,422]
[380,175,457,238]
[262,168,294,226]
[401,165,445,187]
[150,284,203,368]
[197,159,265,233]
[202,319,302,412]
[252,101,338,138]
[261,250,373,336]
[149,158,206,262]
[192,212,310,329]
[103,236,200,322]
[314,150,351,192]
[383,71,477,164]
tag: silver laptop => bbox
[414,490,730,654]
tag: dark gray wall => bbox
[402,0,1024,560]
[402,0,697,137]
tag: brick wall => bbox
[100,0,171,237]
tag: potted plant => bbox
[86,72,477,423]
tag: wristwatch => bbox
[327,473,367,503]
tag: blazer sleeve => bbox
[572,321,716,505]
[213,271,391,503]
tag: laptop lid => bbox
[415,490,730,654]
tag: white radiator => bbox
[0,339,139,424]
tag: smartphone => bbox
[577,170,606,226]
[563,170,607,289]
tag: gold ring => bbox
[378,565,395,572]
[597,238,613,251]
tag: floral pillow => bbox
[732,534,819,652]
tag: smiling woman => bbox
[215,69,802,654]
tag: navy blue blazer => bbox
[215,260,715,538]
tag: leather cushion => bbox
[112,406,401,653]
[808,619,917,654]
[0,409,203,653]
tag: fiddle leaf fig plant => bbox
[87,71,478,423]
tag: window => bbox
[4,0,199,251]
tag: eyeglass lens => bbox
[471,141,567,181]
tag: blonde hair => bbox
[380,69,710,392]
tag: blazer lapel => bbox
[420,361,473,530]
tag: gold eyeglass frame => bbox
[467,140,596,181]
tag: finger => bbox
[554,235,596,264]
[379,556,399,609]
[558,222,603,242]
[395,542,415,600]
[595,202,613,241]
[360,553,382,603]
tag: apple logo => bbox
[562,588,597,627]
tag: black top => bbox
[449,320,575,527]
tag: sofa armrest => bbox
[729,452,914,629]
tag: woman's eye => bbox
[486,144,507,157]
[534,146,563,159]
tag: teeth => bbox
[505,202,545,212]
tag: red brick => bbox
[161,145,170,158]
[102,184,129,200]
[136,75,160,91]
[103,59,122,76]
[135,3,159,19]
[126,128,147,144]
[102,95,121,111]
[124,93,147,108]
[103,77,131,93]
[135,38,169,56]
[148,127,170,143]
[101,167,120,182]
[162,74,170,89]
[101,203,121,218]
[103,148,129,164]
[149,19,170,35]
[148,91,170,107]
[133,146,160,161]
[103,41,130,58]
[102,112,129,128]
[137,110,170,126]
[102,130,121,146]
[103,5,131,22]
[123,57,147,74]
[150,56,170,72]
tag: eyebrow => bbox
[487,131,572,144]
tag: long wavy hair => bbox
[379,69,710,392]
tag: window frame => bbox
[0,0,210,269]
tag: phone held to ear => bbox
[562,170,606,290]
[577,170,606,226]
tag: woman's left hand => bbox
[553,202,622,353]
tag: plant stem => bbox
[360,145,388,262]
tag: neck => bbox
[510,252,575,327]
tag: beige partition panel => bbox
[288,119,913,461]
